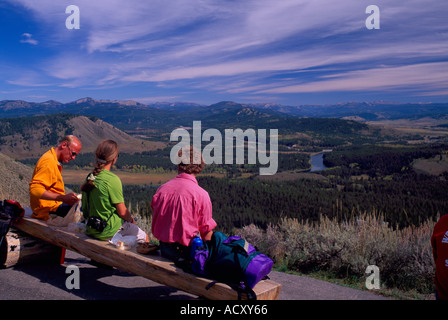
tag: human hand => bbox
[61,193,80,205]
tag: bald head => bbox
[57,135,82,164]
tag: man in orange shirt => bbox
[29,135,82,220]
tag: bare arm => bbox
[114,202,135,223]
[41,191,79,206]
[201,230,213,241]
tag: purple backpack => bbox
[191,232,273,291]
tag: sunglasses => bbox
[67,145,78,157]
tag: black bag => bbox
[0,200,25,247]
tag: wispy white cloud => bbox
[3,0,448,103]
[20,33,38,45]
[258,62,448,95]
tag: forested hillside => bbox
[81,143,448,235]
[0,152,33,206]
[0,114,164,159]
[117,169,448,234]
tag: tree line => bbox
[67,143,448,233]
[116,170,448,234]
[47,148,312,174]
[323,143,447,177]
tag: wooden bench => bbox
[11,213,282,300]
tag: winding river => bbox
[309,152,329,172]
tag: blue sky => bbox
[1,0,447,106]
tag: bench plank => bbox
[13,216,281,300]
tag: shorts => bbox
[116,221,148,243]
[50,203,72,217]
[159,241,189,262]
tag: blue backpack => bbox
[191,232,273,297]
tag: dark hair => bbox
[81,140,119,192]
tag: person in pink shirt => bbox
[151,146,217,262]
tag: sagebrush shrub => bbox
[235,211,437,293]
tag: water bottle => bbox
[190,231,203,260]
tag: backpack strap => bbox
[231,246,258,300]
[204,280,256,300]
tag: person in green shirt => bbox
[81,140,148,242]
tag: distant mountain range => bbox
[1,98,447,161]
[254,101,448,121]
[0,99,378,138]
[1,98,448,129]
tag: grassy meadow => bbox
[62,169,177,186]
[63,169,229,186]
